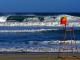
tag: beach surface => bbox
[0,52,80,60]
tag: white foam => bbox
[0,29,55,32]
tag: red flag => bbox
[60,16,67,25]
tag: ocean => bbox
[0,30,80,41]
[0,13,80,52]
[0,29,79,52]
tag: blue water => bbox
[0,26,54,30]
[0,30,79,42]
[0,27,80,52]
[0,26,80,30]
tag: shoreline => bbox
[0,52,79,60]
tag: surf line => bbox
[0,29,56,32]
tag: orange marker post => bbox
[60,16,67,40]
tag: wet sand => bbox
[0,52,80,60]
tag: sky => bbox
[0,0,80,12]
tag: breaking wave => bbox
[0,29,55,32]
[0,40,80,52]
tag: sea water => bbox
[0,29,79,52]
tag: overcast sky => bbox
[0,0,79,12]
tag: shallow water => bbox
[0,30,79,52]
